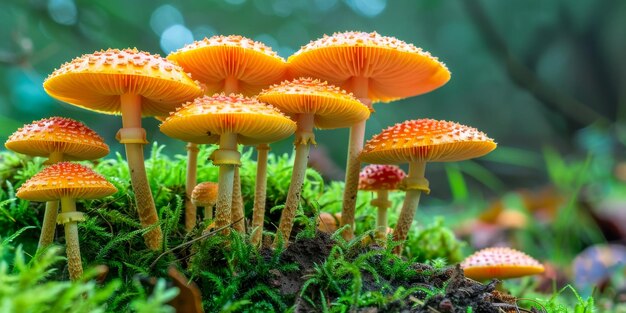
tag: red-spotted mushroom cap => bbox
[16,162,117,201]
[168,35,286,96]
[159,94,296,145]
[43,48,203,116]
[460,247,545,281]
[288,31,450,103]
[5,117,109,160]
[358,164,406,191]
[360,119,497,165]
[257,77,370,129]
[191,182,219,208]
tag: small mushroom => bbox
[191,182,218,222]
[44,48,204,250]
[460,247,545,282]
[360,119,496,254]
[358,164,406,240]
[168,35,287,233]
[160,94,296,234]
[317,212,341,233]
[258,78,370,246]
[289,31,451,240]
[5,117,109,250]
[16,162,117,280]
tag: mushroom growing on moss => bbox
[358,164,406,240]
[16,162,117,280]
[461,247,545,282]
[318,212,341,233]
[5,117,109,250]
[288,31,451,240]
[360,119,496,253]
[192,182,219,222]
[258,78,370,246]
[160,94,296,234]
[168,35,287,233]
[43,48,203,250]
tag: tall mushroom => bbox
[358,164,406,240]
[288,31,451,240]
[160,94,296,234]
[16,162,117,280]
[5,117,109,250]
[43,48,203,250]
[359,119,496,253]
[168,35,287,232]
[258,78,370,246]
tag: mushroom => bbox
[191,182,218,222]
[5,117,109,250]
[460,247,545,282]
[288,31,450,240]
[16,162,117,280]
[168,35,287,233]
[160,94,296,234]
[318,212,341,233]
[258,78,370,246]
[359,119,496,253]
[358,164,406,240]
[43,48,203,250]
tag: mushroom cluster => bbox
[4,30,503,276]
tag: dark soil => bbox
[265,232,519,313]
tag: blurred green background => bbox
[1,0,624,198]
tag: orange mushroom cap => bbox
[5,117,109,160]
[16,162,117,201]
[43,48,203,116]
[191,182,219,208]
[257,77,370,129]
[159,93,296,145]
[461,247,545,281]
[360,119,496,164]
[318,212,341,233]
[288,31,450,103]
[358,164,406,191]
[168,35,286,96]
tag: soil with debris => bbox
[265,232,519,313]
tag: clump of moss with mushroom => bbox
[0,31,563,312]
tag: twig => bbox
[149,217,243,269]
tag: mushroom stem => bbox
[212,132,239,234]
[393,161,427,254]
[38,201,59,249]
[374,190,389,240]
[60,196,82,281]
[251,143,269,246]
[231,166,245,232]
[37,151,65,250]
[120,93,162,250]
[274,114,315,248]
[224,75,239,94]
[204,205,213,220]
[185,142,199,231]
[341,76,371,240]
